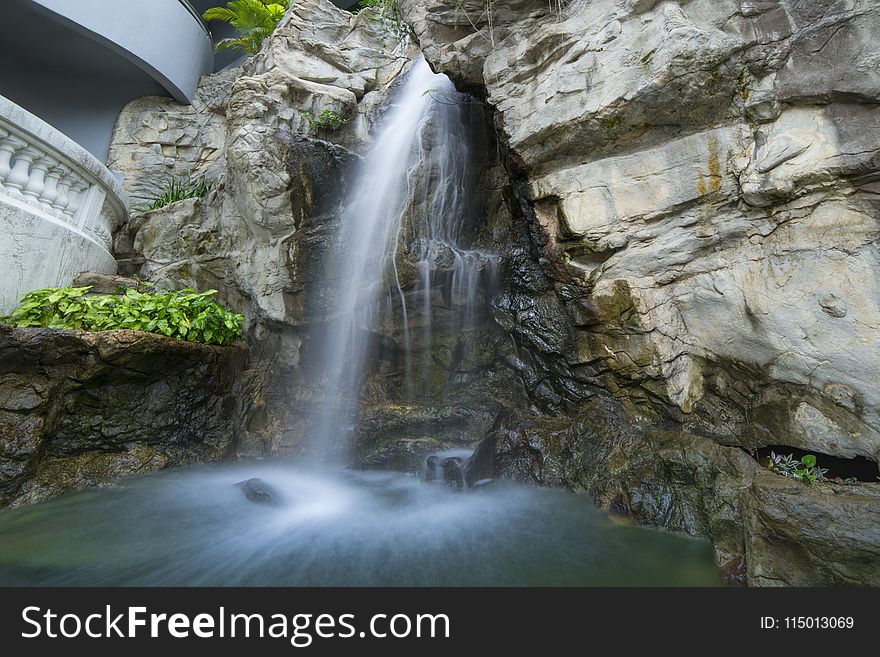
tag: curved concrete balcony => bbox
[30,0,214,104]
[0,95,128,314]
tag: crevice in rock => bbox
[751,445,879,483]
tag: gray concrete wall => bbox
[0,206,117,314]
[0,0,215,161]
[32,0,214,103]
[0,67,166,164]
[0,94,126,312]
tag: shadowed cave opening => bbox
[753,445,879,483]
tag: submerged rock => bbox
[423,455,440,482]
[441,457,465,489]
[235,478,282,506]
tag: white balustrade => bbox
[0,96,128,252]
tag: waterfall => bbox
[307,57,497,461]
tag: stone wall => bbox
[0,326,249,507]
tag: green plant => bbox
[141,175,212,213]
[2,286,244,345]
[357,0,407,42]
[303,109,349,132]
[203,0,290,55]
[768,452,828,484]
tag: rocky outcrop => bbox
[404,0,880,462]
[109,0,416,455]
[109,1,520,464]
[467,402,880,586]
[0,326,248,507]
[402,0,880,583]
[100,0,880,584]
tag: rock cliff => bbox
[109,0,417,455]
[401,0,880,584]
[403,0,880,461]
[0,326,247,507]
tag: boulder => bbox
[0,326,247,507]
[468,396,880,586]
[235,477,283,506]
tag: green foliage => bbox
[302,109,349,132]
[2,286,244,346]
[141,175,212,213]
[769,452,829,484]
[357,0,407,41]
[203,0,290,55]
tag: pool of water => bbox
[0,463,721,586]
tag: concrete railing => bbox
[0,95,127,251]
[0,95,128,313]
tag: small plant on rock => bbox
[303,109,349,132]
[141,174,212,213]
[768,452,828,484]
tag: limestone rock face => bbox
[403,0,880,463]
[400,0,550,89]
[0,326,248,507]
[109,0,415,454]
[403,0,880,584]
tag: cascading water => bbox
[0,56,721,587]
[404,76,500,408]
[308,57,497,460]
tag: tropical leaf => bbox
[202,0,290,55]
[1,287,244,346]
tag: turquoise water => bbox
[0,463,721,586]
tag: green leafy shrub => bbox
[768,452,828,484]
[2,286,244,345]
[141,175,212,213]
[203,0,290,55]
[303,109,349,132]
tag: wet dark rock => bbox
[0,326,249,508]
[423,454,469,488]
[356,403,501,472]
[441,457,465,488]
[423,455,440,482]
[467,394,880,586]
[235,478,282,506]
